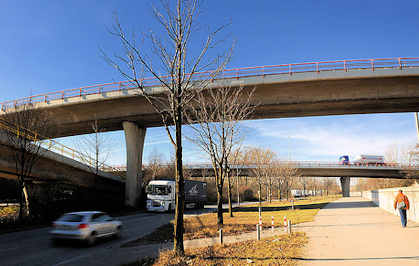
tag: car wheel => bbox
[86,232,97,246]
[50,238,60,247]
[115,226,122,239]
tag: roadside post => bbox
[283,216,287,232]
[256,224,261,240]
[271,216,274,232]
[219,228,223,244]
[287,220,292,235]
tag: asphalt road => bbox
[0,202,254,266]
[0,211,175,266]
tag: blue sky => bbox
[1,0,418,165]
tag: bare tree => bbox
[147,148,165,180]
[278,161,300,200]
[229,147,244,208]
[323,178,336,196]
[0,104,53,220]
[104,0,230,255]
[246,147,276,208]
[187,86,254,225]
[77,120,113,175]
[271,160,285,200]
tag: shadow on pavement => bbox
[233,203,329,213]
[294,222,397,228]
[323,201,377,209]
[293,256,419,261]
[194,255,419,262]
[231,201,377,213]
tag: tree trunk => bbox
[217,183,223,228]
[227,172,233,217]
[18,180,24,220]
[22,184,30,218]
[173,107,185,256]
[236,175,240,206]
[266,185,269,202]
[278,181,281,201]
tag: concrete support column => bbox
[340,177,351,197]
[123,121,146,208]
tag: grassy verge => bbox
[0,205,19,225]
[123,195,339,247]
[0,205,18,217]
[124,232,307,266]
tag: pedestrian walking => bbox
[394,189,410,228]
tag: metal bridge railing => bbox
[0,119,125,179]
[1,57,419,111]
[109,161,419,171]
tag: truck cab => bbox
[146,179,207,212]
[146,180,175,212]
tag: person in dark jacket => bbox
[394,189,410,228]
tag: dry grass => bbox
[183,195,339,239]
[0,206,18,218]
[0,205,20,232]
[151,232,307,266]
[124,196,337,248]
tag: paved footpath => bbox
[298,196,419,265]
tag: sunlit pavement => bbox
[297,196,419,265]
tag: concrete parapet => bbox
[361,185,419,222]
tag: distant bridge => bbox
[110,161,419,179]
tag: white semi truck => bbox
[353,154,385,166]
[146,179,207,212]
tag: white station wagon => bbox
[50,211,122,246]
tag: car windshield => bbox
[58,214,84,222]
[146,185,170,195]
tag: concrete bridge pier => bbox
[123,121,147,208]
[340,177,351,197]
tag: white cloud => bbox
[241,118,417,161]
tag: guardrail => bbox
[107,161,419,172]
[1,57,419,111]
[0,119,125,179]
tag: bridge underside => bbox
[29,71,419,138]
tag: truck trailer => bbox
[353,154,385,166]
[146,179,207,212]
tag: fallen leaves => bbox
[153,233,308,266]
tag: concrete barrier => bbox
[361,185,419,222]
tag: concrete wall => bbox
[361,185,419,222]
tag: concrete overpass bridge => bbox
[0,137,124,212]
[185,162,419,179]
[2,57,419,206]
